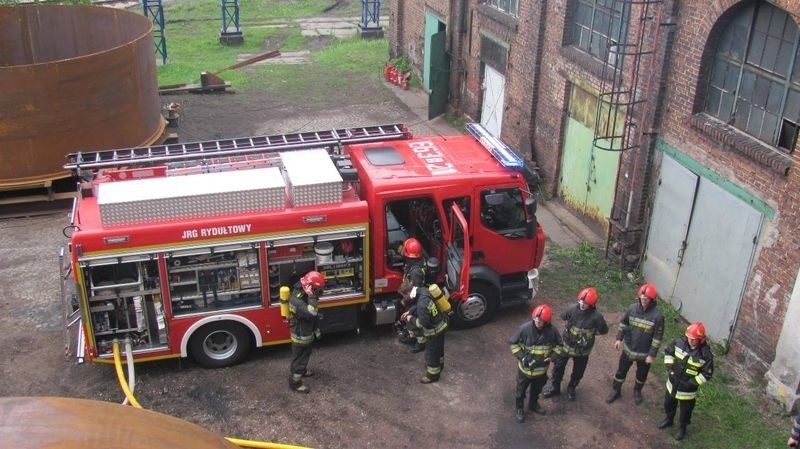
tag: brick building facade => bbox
[388,0,800,411]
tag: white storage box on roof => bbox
[97,167,286,226]
[281,149,343,207]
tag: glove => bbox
[314,328,322,340]
[522,354,536,369]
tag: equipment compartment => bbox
[166,248,262,316]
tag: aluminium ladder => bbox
[64,124,411,172]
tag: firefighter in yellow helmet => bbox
[657,321,714,441]
[606,282,665,405]
[509,304,563,423]
[288,270,324,393]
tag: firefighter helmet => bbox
[577,287,598,306]
[531,304,552,323]
[402,238,422,258]
[637,283,658,300]
[301,271,326,290]
[685,322,706,342]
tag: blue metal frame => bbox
[221,0,241,35]
[142,0,167,65]
[360,0,380,29]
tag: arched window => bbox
[705,2,800,153]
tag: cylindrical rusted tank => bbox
[0,5,166,188]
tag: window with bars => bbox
[485,0,518,17]
[705,2,800,153]
[571,0,629,63]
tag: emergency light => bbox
[466,123,525,169]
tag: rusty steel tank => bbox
[0,4,166,188]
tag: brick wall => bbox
[388,0,800,379]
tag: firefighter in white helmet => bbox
[288,270,324,393]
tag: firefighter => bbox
[788,413,800,447]
[658,321,714,441]
[395,238,427,353]
[288,270,324,393]
[606,282,665,405]
[542,287,608,401]
[402,284,448,383]
[509,304,563,423]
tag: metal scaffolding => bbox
[220,0,244,45]
[142,0,167,64]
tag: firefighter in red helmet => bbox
[395,238,428,352]
[606,282,665,405]
[543,287,608,401]
[658,321,714,441]
[509,304,563,423]
[288,270,325,393]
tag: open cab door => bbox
[444,203,471,301]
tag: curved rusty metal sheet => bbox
[0,5,166,188]
[0,396,239,449]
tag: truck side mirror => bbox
[524,197,537,238]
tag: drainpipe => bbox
[450,0,469,113]
[528,0,548,164]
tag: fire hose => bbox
[112,340,312,449]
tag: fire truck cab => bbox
[61,123,544,368]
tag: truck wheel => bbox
[451,282,497,329]
[189,322,251,368]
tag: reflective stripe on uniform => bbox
[665,378,698,400]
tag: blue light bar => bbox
[465,123,525,169]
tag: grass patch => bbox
[163,0,338,23]
[540,240,789,448]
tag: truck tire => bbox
[189,321,251,368]
[450,282,498,329]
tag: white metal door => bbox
[643,155,698,298]
[480,65,504,137]
[671,180,762,344]
[643,154,761,344]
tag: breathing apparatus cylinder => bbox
[279,286,291,318]
[429,284,451,313]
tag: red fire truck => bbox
[61,123,545,368]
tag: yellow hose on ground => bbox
[112,340,142,409]
[111,340,313,449]
[225,437,313,449]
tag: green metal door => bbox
[558,85,620,225]
[428,30,450,119]
[423,12,442,91]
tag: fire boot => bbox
[566,384,576,401]
[675,423,687,441]
[542,381,561,399]
[528,401,546,416]
[515,408,525,423]
[633,383,644,405]
[409,342,425,353]
[657,416,674,429]
[289,381,310,394]
[605,380,622,403]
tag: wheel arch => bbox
[180,314,261,358]
[469,264,500,292]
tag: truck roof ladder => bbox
[64,123,411,172]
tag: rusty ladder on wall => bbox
[594,0,667,267]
